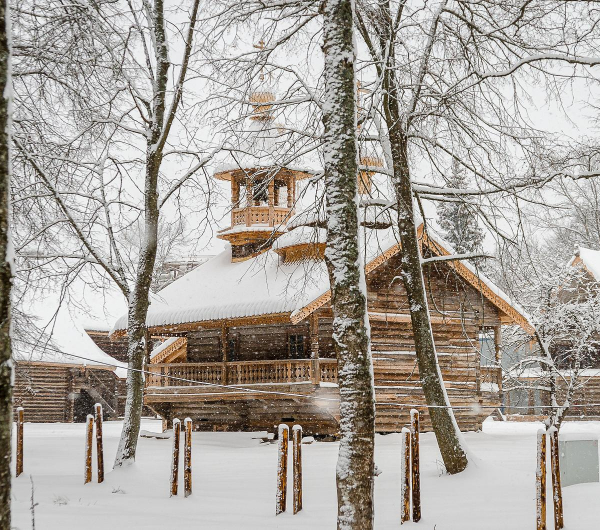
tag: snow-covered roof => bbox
[112,224,531,333]
[570,247,600,281]
[272,226,327,250]
[113,247,328,331]
[214,119,317,179]
[15,279,127,375]
[150,337,180,361]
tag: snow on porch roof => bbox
[569,247,600,281]
[111,225,532,334]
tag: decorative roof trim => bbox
[421,232,534,334]
[150,337,188,364]
[112,312,293,338]
[292,226,533,333]
[214,166,313,182]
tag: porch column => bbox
[494,325,503,398]
[268,178,275,227]
[246,180,252,226]
[221,326,228,385]
[310,314,320,384]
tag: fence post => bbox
[401,427,411,523]
[410,409,421,523]
[549,427,563,529]
[171,418,181,496]
[184,418,192,497]
[292,425,302,514]
[536,429,547,530]
[84,414,94,484]
[16,407,23,477]
[276,424,289,515]
[94,403,104,483]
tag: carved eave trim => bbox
[290,291,332,324]
[290,243,403,324]
[150,337,188,364]
[274,242,327,263]
[292,226,533,333]
[421,232,534,334]
[214,167,313,182]
[112,312,293,338]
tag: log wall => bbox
[148,254,503,434]
[13,362,124,423]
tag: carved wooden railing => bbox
[147,359,338,388]
[230,206,291,227]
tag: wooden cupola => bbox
[215,47,312,262]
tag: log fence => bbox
[549,428,564,529]
[171,419,181,496]
[84,414,94,484]
[536,430,547,530]
[401,427,411,524]
[276,424,289,515]
[95,403,104,484]
[292,425,302,514]
[184,418,192,497]
[400,411,421,524]
[16,407,23,477]
[411,409,421,522]
[536,428,564,530]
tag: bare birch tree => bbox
[0,0,11,524]
[12,0,218,466]
[322,1,375,528]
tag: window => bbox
[274,179,288,206]
[252,180,268,205]
[227,337,238,362]
[479,329,495,367]
[288,334,305,358]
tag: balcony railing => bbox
[230,206,291,227]
[147,359,338,388]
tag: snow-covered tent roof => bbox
[569,247,600,281]
[15,281,127,377]
[112,224,533,334]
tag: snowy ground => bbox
[11,418,600,529]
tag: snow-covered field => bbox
[11,418,600,529]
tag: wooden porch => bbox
[146,358,338,388]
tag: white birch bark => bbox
[322,1,375,528]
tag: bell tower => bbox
[215,44,312,262]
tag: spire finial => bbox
[250,39,275,122]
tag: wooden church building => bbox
[111,82,532,435]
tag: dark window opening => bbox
[227,337,238,362]
[252,180,268,205]
[289,334,305,358]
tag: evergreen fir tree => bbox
[437,160,485,259]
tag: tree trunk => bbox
[384,88,468,476]
[113,156,160,467]
[322,1,375,528]
[114,0,166,467]
[0,0,11,526]
[355,0,468,475]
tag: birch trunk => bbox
[113,114,161,468]
[322,1,375,528]
[0,0,11,525]
[113,0,166,467]
[367,2,468,475]
[385,108,468,475]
